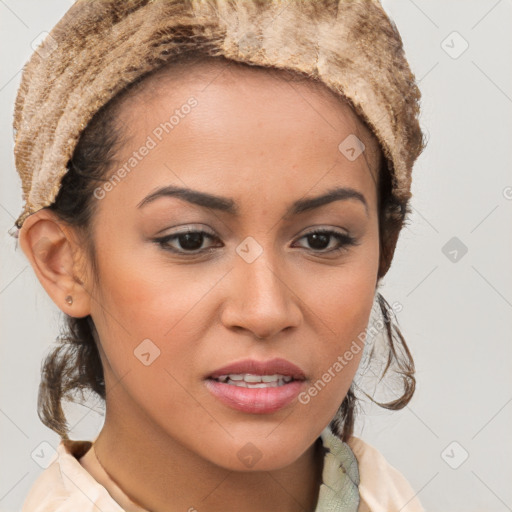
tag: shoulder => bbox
[21,456,68,512]
[346,435,426,512]
[21,439,124,512]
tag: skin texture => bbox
[20,60,382,512]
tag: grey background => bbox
[1,1,511,511]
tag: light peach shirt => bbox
[21,429,425,512]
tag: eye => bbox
[153,227,359,256]
[153,229,221,254]
[293,229,359,254]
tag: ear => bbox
[18,208,92,318]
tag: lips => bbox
[207,357,307,381]
[205,377,306,414]
[205,358,307,414]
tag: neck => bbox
[93,393,325,512]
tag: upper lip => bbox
[207,357,306,381]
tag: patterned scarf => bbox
[315,428,360,511]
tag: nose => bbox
[220,251,302,340]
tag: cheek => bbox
[296,247,377,421]
[314,286,371,381]
[306,239,378,337]
[297,296,371,429]
[92,236,207,334]
[90,249,206,424]
[90,243,219,387]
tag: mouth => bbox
[207,373,301,388]
[204,358,307,414]
[206,357,307,382]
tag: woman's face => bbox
[85,60,381,470]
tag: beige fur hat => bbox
[10,0,425,275]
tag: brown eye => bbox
[154,230,220,254]
[294,229,358,254]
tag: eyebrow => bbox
[137,185,368,217]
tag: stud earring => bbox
[65,295,73,305]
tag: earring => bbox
[65,295,73,305]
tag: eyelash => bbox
[153,228,359,256]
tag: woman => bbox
[11,1,426,510]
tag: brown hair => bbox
[41,52,416,442]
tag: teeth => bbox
[213,373,294,387]
[243,374,263,383]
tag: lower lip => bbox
[205,378,306,414]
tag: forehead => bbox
[103,58,381,214]
[117,57,380,156]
